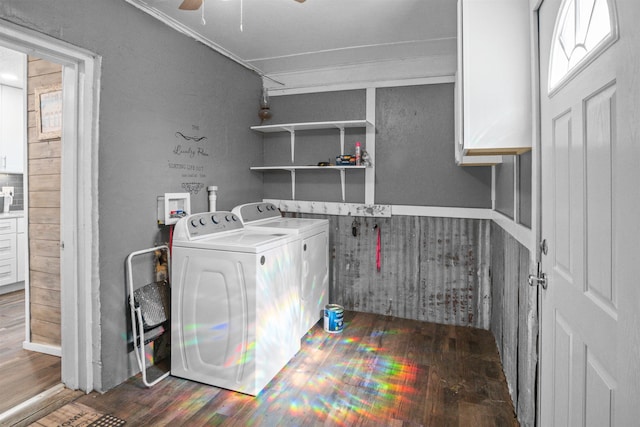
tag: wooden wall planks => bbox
[27,56,62,347]
[490,221,537,427]
[287,213,491,329]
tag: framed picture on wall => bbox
[35,84,62,140]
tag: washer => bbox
[233,202,329,338]
[171,211,300,396]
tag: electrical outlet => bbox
[2,186,14,197]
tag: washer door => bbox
[171,248,254,390]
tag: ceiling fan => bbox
[179,0,305,10]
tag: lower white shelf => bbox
[250,165,368,201]
[251,165,367,171]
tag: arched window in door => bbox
[548,0,618,94]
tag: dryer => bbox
[233,202,329,338]
[171,211,300,396]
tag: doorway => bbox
[536,0,640,424]
[0,46,67,414]
[0,17,101,403]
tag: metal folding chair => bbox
[126,245,171,387]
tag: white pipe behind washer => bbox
[207,186,218,212]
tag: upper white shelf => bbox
[251,120,371,133]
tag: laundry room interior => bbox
[2,0,616,425]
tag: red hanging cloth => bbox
[376,224,381,272]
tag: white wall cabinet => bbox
[455,0,532,164]
[0,85,25,173]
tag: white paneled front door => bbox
[538,0,640,425]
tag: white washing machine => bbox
[171,211,301,396]
[232,202,329,338]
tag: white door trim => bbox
[0,18,101,392]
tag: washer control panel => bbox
[178,211,242,239]
[233,202,281,223]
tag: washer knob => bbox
[199,217,206,226]
[211,215,218,224]
[190,220,198,228]
[231,215,238,221]
[257,205,263,213]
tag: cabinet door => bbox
[0,258,16,286]
[0,233,16,261]
[0,85,25,173]
[458,0,531,155]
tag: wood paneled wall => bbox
[27,57,62,347]
[490,222,537,427]
[286,213,492,329]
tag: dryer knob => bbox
[225,215,231,222]
[231,215,238,221]
[211,215,219,224]
[190,220,198,228]
[257,205,263,213]
[199,218,206,226]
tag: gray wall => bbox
[1,0,263,390]
[376,84,491,207]
[495,152,532,228]
[518,151,532,228]
[495,157,515,218]
[264,85,492,207]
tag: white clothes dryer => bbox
[171,211,300,396]
[232,202,329,338]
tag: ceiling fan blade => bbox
[179,0,203,10]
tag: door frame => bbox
[0,18,101,392]
[529,0,544,425]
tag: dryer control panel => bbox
[232,202,281,223]
[174,211,242,240]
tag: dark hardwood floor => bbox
[0,290,61,414]
[26,310,518,426]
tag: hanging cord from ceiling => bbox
[202,0,243,31]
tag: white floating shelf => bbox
[251,120,371,133]
[251,119,373,202]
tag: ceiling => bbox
[125,0,458,92]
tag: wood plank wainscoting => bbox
[27,57,62,347]
[23,311,517,426]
